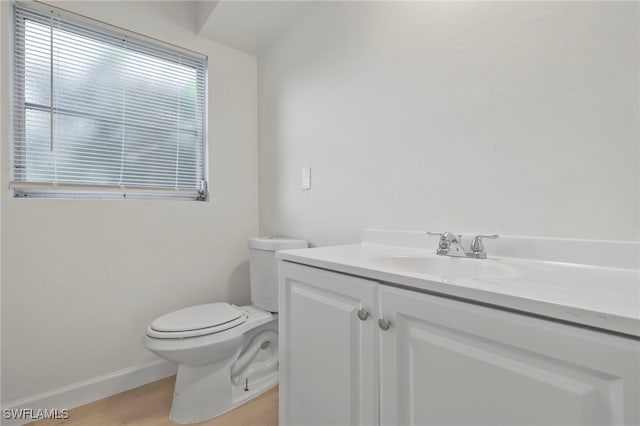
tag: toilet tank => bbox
[248,237,308,312]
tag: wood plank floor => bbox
[28,376,278,426]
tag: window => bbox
[12,3,208,200]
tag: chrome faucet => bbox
[427,232,498,259]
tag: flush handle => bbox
[378,317,392,331]
[357,308,370,321]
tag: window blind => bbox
[12,3,208,200]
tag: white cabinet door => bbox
[379,285,640,426]
[279,261,378,426]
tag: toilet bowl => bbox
[143,237,307,424]
[144,305,278,423]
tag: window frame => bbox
[11,2,209,201]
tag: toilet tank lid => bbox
[248,236,308,251]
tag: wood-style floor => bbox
[28,376,278,426]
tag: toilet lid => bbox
[150,303,244,333]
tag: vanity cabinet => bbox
[279,261,640,426]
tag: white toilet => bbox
[143,237,307,424]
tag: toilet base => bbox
[169,360,278,424]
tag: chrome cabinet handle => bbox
[357,308,370,321]
[378,317,392,331]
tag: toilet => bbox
[143,237,307,424]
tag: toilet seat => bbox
[146,303,248,339]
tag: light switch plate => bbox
[301,167,311,190]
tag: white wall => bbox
[0,0,4,408]
[258,1,640,246]
[1,1,258,403]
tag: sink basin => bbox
[372,255,519,281]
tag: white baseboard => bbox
[1,359,177,426]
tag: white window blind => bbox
[12,3,208,200]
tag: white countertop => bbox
[277,230,640,338]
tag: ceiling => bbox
[195,1,315,55]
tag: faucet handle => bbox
[470,234,499,252]
[428,231,460,241]
[427,232,449,249]
[428,231,462,250]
